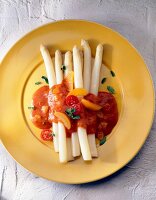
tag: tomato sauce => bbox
[48,82,69,124]
[31,84,118,139]
[48,82,77,137]
[31,86,51,129]
[85,92,118,139]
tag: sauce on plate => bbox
[30,84,118,139]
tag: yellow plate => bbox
[0,20,154,184]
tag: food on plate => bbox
[29,40,118,163]
[81,99,102,111]
[67,88,88,97]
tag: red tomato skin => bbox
[40,129,53,141]
[71,103,83,115]
[65,95,79,106]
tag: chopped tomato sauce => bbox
[48,82,78,137]
[31,86,51,129]
[85,92,118,138]
[48,82,69,123]
[30,83,118,139]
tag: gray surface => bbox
[0,0,156,199]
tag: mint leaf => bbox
[65,108,80,120]
[110,70,115,77]
[101,77,106,84]
[28,106,35,110]
[41,76,49,84]
[107,86,115,94]
[35,81,42,85]
[72,115,80,120]
[71,108,75,113]
[100,136,106,145]
[61,65,66,72]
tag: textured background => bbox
[0,0,156,200]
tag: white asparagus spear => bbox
[81,40,98,157]
[73,46,83,88]
[88,134,97,157]
[40,44,56,87]
[67,138,73,161]
[73,46,92,161]
[64,50,80,158]
[78,127,92,161]
[71,132,80,157]
[53,122,59,152]
[81,39,91,91]
[58,122,67,163]
[55,50,63,84]
[63,51,74,161]
[64,51,72,76]
[71,46,82,157]
[40,45,59,153]
[90,44,103,94]
[55,50,68,163]
[90,44,104,156]
[80,50,84,73]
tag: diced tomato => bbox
[33,85,49,107]
[49,83,68,115]
[103,103,111,112]
[31,86,52,129]
[40,129,53,141]
[97,111,104,119]
[85,92,118,136]
[98,121,108,131]
[98,92,114,107]
[84,93,99,104]
[87,125,96,134]
[51,84,68,95]
[65,95,79,106]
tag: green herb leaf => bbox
[65,108,74,118]
[72,115,80,120]
[101,77,106,84]
[61,65,66,72]
[71,108,75,113]
[28,106,35,110]
[65,108,80,120]
[41,76,49,84]
[52,133,55,137]
[65,108,73,114]
[107,86,115,94]
[100,136,106,145]
[35,81,42,85]
[110,70,115,77]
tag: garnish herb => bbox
[110,70,115,77]
[100,136,106,145]
[65,108,80,120]
[41,76,49,84]
[101,77,106,84]
[61,65,66,72]
[72,115,80,120]
[28,106,35,110]
[52,133,55,137]
[107,86,115,94]
[35,81,42,85]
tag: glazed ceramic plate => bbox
[0,20,154,184]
